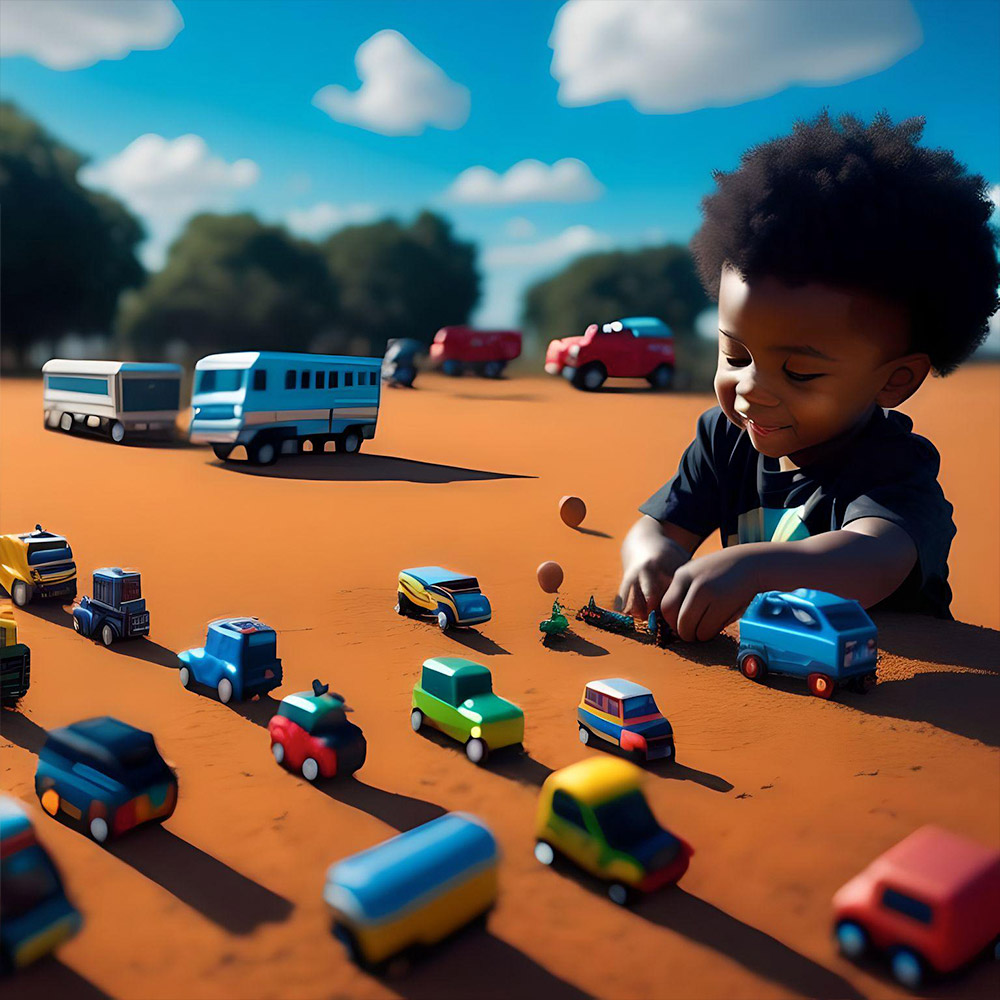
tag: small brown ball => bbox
[536,561,564,593]
[559,495,586,528]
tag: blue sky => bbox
[1,0,998,329]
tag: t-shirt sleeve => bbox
[639,408,723,538]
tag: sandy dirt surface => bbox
[2,366,998,1000]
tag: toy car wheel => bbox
[835,920,870,960]
[271,742,285,765]
[110,420,126,443]
[849,671,877,694]
[178,666,192,689]
[212,444,235,461]
[89,817,110,843]
[482,360,504,378]
[889,947,926,990]
[465,737,488,765]
[60,412,74,432]
[11,580,31,607]
[647,364,674,390]
[73,615,82,633]
[217,678,234,704]
[301,757,319,782]
[607,883,630,906]
[578,725,590,746]
[739,652,767,681]
[249,436,278,465]
[807,672,835,699]
[573,362,606,391]
[441,359,463,376]
[436,610,451,630]
[101,624,115,647]
[410,709,424,732]
[338,430,362,454]
[534,840,555,866]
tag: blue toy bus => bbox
[189,351,382,465]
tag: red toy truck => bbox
[429,326,522,378]
[545,316,675,391]
[832,825,1000,989]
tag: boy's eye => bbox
[725,356,751,368]
[783,365,825,382]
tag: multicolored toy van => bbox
[577,679,674,762]
[396,567,492,630]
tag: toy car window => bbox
[594,791,662,852]
[421,667,447,701]
[623,695,657,719]
[301,370,311,389]
[454,672,491,703]
[316,371,325,389]
[369,371,378,385]
[122,578,141,603]
[881,887,933,925]
[790,607,818,627]
[330,371,339,388]
[345,372,354,387]
[253,370,267,391]
[551,790,587,829]
[285,370,295,389]
[605,697,621,717]
[822,605,870,630]
[584,688,602,709]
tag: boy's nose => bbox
[734,369,781,408]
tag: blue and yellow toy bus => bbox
[577,678,674,762]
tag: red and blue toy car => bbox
[577,679,675,762]
[429,326,521,378]
[72,568,150,646]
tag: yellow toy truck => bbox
[1,610,30,706]
[0,527,76,608]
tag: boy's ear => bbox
[876,353,932,408]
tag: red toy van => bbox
[429,326,522,377]
[832,825,1000,989]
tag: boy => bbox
[619,113,998,642]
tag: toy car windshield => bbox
[246,631,277,663]
[113,744,171,789]
[27,540,72,564]
[821,604,872,630]
[435,577,480,593]
[622,695,658,719]
[309,708,349,735]
[594,791,665,852]
[454,673,492,702]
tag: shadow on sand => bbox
[313,776,446,833]
[2,957,110,1000]
[103,638,178,669]
[442,629,510,656]
[17,602,75,631]
[541,631,609,657]
[1,708,48,754]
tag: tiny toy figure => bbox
[269,680,366,782]
[381,338,422,387]
[72,568,150,646]
[0,526,76,608]
[545,316,674,392]
[578,679,674,762]
[539,599,570,639]
[411,657,524,764]
[0,796,82,973]
[0,611,30,707]
[324,812,498,968]
[35,717,177,844]
[534,757,692,905]
[833,826,1000,990]
[178,617,283,704]
[429,325,521,378]
[576,596,635,635]
[396,567,492,631]
[737,589,877,699]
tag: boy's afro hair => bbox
[691,112,999,374]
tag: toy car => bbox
[34,717,177,843]
[381,338,422,387]
[268,680,367,781]
[0,526,76,608]
[545,316,675,391]
[410,656,524,764]
[534,757,692,905]
[72,568,150,646]
[1,796,82,973]
[737,589,878,699]
[396,567,492,630]
[324,812,498,968]
[833,826,1000,989]
[429,326,521,378]
[577,679,675,762]
[178,617,283,704]
[1,610,30,707]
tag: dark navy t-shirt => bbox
[640,406,955,617]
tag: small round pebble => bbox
[536,561,564,593]
[559,495,587,528]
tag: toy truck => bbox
[0,526,76,608]
[72,568,150,647]
[0,611,30,707]
[178,617,283,704]
[429,326,522,377]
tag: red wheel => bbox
[740,653,766,681]
[808,672,835,699]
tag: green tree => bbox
[321,210,479,349]
[0,101,145,362]
[118,213,339,356]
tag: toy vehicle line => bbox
[324,812,498,968]
[833,825,1000,990]
[178,617,283,704]
[381,338,422,388]
[1,611,30,707]
[42,359,183,443]
[578,679,675,763]
[534,757,692,905]
[411,657,524,765]
[34,717,177,844]
[1,796,82,973]
[396,567,492,630]
[0,526,76,608]
[574,597,670,647]
[269,680,367,782]
[539,599,570,638]
[737,589,878,699]
[545,316,675,392]
[72,568,150,647]
[429,326,522,378]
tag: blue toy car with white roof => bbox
[178,617,283,704]
[737,589,878,699]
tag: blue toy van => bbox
[178,617,283,704]
[737,589,878,699]
[72,568,150,646]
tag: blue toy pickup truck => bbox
[72,568,150,646]
[178,617,283,704]
[737,589,878,699]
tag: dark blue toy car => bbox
[34,718,177,844]
[737,589,878,699]
[178,617,283,704]
[72,568,150,646]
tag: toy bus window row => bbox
[584,689,620,715]
[280,369,379,391]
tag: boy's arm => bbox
[660,518,917,642]
[618,515,703,616]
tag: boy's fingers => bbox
[675,582,711,642]
[659,572,689,634]
[625,581,647,617]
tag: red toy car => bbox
[268,681,367,782]
[832,825,1000,989]
[429,326,521,377]
[545,316,675,391]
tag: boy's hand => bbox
[617,516,698,617]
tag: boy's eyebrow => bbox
[719,329,836,362]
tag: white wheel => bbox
[578,725,590,745]
[410,709,424,732]
[465,738,487,764]
[437,611,450,630]
[89,817,109,843]
[394,602,403,615]
[101,624,115,647]
[534,841,555,866]
[608,884,629,906]
[302,757,319,781]
[110,421,125,443]
[272,742,285,764]
[179,666,191,689]
[73,616,82,633]
[11,580,30,607]
[60,412,73,432]
[217,678,233,704]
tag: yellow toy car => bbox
[0,527,76,608]
[396,567,491,630]
[534,757,692,905]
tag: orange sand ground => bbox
[2,367,998,1000]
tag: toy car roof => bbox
[42,359,182,375]
[280,690,346,725]
[759,589,859,610]
[42,717,157,771]
[401,566,476,586]
[619,316,670,330]
[93,567,140,579]
[210,617,273,635]
[422,656,490,680]
[586,678,652,700]
[546,757,644,806]
[195,352,381,370]
[16,527,67,542]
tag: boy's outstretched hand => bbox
[617,515,699,618]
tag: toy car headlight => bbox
[233,403,243,417]
[471,725,482,739]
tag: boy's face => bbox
[714,268,914,463]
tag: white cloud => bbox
[80,134,259,268]
[549,0,922,113]
[285,202,379,238]
[0,0,182,71]
[504,217,537,239]
[448,158,603,204]
[313,30,469,136]
[484,225,610,269]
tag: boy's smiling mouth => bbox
[741,415,791,437]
